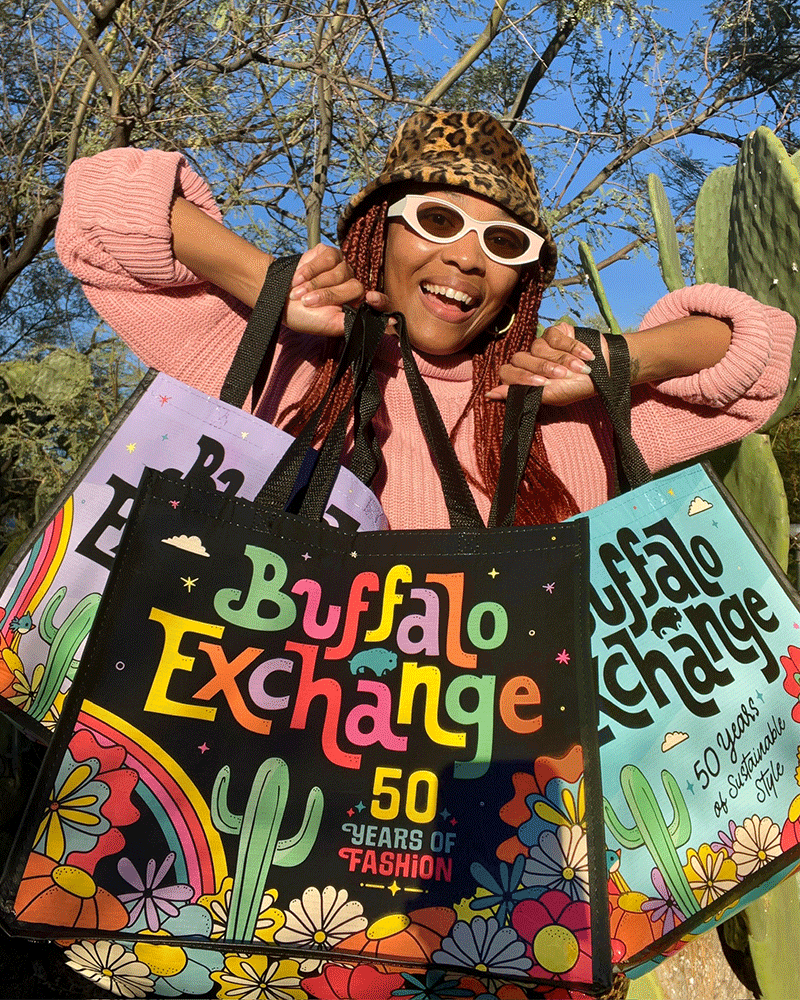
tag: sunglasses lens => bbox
[415,202,465,240]
[412,201,529,261]
[484,225,530,260]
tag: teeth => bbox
[422,283,475,306]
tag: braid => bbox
[455,266,580,525]
[280,197,579,526]
[279,203,386,437]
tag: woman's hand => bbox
[486,323,604,406]
[284,244,390,337]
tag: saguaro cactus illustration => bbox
[28,588,100,721]
[211,756,323,941]
[603,764,698,921]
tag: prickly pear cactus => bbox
[648,174,685,292]
[729,127,800,428]
[694,164,734,286]
[711,433,790,568]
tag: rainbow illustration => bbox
[78,703,228,897]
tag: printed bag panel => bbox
[583,463,800,973]
[0,372,386,740]
[2,471,611,996]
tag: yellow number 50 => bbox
[371,767,438,823]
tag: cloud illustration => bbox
[687,496,713,516]
[161,534,210,557]
[661,731,689,752]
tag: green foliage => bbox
[647,174,685,292]
[578,240,621,334]
[0,339,143,566]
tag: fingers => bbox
[288,244,364,308]
[484,325,604,405]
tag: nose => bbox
[441,228,486,273]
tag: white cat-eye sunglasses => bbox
[386,194,544,266]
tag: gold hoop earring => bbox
[493,310,516,338]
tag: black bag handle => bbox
[489,327,653,527]
[253,305,389,520]
[220,254,303,409]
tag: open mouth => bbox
[421,282,477,312]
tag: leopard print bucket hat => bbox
[338,109,557,284]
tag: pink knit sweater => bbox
[56,148,796,530]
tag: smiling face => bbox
[382,188,522,356]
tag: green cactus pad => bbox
[729,127,800,429]
[708,433,790,570]
[648,173,685,292]
[694,165,734,286]
[578,240,622,334]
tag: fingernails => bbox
[301,291,321,306]
[288,285,305,300]
[576,345,595,361]
[570,361,592,375]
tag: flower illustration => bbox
[35,752,112,861]
[640,868,685,935]
[521,825,589,902]
[337,908,455,969]
[211,954,305,1000]
[453,978,528,999]
[511,890,592,983]
[64,939,153,997]
[199,875,283,942]
[301,962,404,999]
[133,935,223,997]
[274,885,367,960]
[1,650,44,710]
[15,852,128,931]
[711,820,738,855]
[432,916,531,976]
[683,845,738,908]
[730,815,782,877]
[391,968,473,997]
[117,852,194,931]
[63,729,140,873]
[780,645,800,723]
[470,855,540,925]
[497,747,585,863]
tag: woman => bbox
[56,109,795,529]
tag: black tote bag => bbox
[0,307,610,998]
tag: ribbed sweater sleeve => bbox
[56,148,250,397]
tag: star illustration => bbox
[158,395,171,406]
[712,519,719,528]
[449,817,457,827]
[555,649,571,665]
[126,442,136,453]
[440,807,451,821]
[355,801,366,813]
[543,582,555,594]
[488,567,499,579]
[388,881,401,896]
[182,576,198,592]
[667,489,674,496]
[350,551,358,558]
[170,500,180,509]
[795,623,800,630]
[756,689,764,703]
[241,431,249,439]
[302,552,311,561]
[162,433,169,441]
[686,780,695,794]
[346,808,355,817]
[198,743,209,754]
